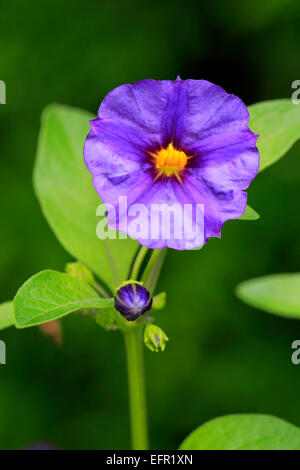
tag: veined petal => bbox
[183,174,248,240]
[176,80,252,149]
[106,178,205,250]
[84,117,153,206]
[98,79,182,148]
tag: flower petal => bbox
[97,79,184,148]
[84,117,153,205]
[105,178,205,250]
[183,173,248,240]
[176,79,252,150]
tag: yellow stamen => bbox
[150,143,188,181]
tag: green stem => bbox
[124,326,148,450]
[93,281,110,298]
[123,248,168,450]
[142,248,167,294]
[130,246,149,281]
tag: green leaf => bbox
[239,205,260,221]
[0,301,15,330]
[34,104,138,290]
[14,270,114,328]
[236,273,300,319]
[180,414,300,450]
[249,99,300,172]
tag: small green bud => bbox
[144,324,169,352]
[152,292,166,310]
[65,262,94,286]
[96,308,117,331]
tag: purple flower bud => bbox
[114,283,152,321]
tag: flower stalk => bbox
[124,324,148,450]
[130,246,149,281]
[122,247,167,449]
[142,249,167,294]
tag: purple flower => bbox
[114,283,152,321]
[84,78,259,250]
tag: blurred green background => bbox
[1,0,300,450]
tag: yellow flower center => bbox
[151,143,188,181]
